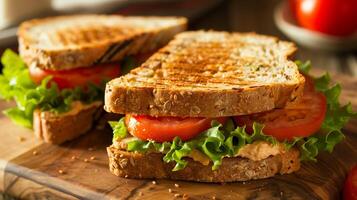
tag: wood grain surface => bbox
[0,71,356,200]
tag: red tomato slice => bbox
[125,115,227,142]
[29,63,120,89]
[344,165,357,200]
[234,88,327,141]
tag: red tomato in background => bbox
[291,0,357,36]
[29,63,120,89]
[344,165,357,200]
[125,115,227,142]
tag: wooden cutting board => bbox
[0,71,356,200]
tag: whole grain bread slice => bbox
[18,15,187,70]
[33,101,102,144]
[105,31,305,117]
[107,146,300,182]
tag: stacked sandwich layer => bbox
[0,15,187,144]
[105,31,356,182]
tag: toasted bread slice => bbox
[33,101,102,144]
[105,31,305,117]
[18,15,187,70]
[107,146,300,182]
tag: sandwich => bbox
[104,31,356,182]
[0,14,187,144]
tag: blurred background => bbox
[0,0,356,75]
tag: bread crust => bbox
[18,15,187,70]
[33,101,103,144]
[107,146,300,182]
[105,80,304,117]
[104,31,305,117]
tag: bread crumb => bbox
[174,183,180,188]
[71,156,76,160]
[168,188,173,193]
[84,158,89,162]
[139,192,143,196]
[32,151,38,156]
[152,180,157,185]
[174,193,181,198]
[94,169,98,173]
[183,193,189,199]
[212,196,216,200]
[90,156,96,160]
[58,170,65,174]
[18,136,25,142]
[119,154,124,158]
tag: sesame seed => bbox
[212,196,216,200]
[174,193,181,198]
[183,194,189,199]
[90,156,96,160]
[119,154,124,158]
[124,175,129,178]
[32,151,38,155]
[168,188,173,193]
[174,183,180,188]
[84,158,89,162]
[139,192,143,196]
[58,170,65,174]
[152,180,157,185]
[18,136,25,142]
[88,147,93,151]
[71,156,76,160]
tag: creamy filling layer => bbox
[113,137,286,165]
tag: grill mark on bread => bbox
[123,78,255,88]
[95,39,133,64]
[104,31,304,117]
[18,15,188,70]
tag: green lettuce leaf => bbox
[295,60,357,160]
[109,118,128,143]
[0,49,104,128]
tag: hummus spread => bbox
[186,141,285,165]
[236,141,285,161]
[116,138,285,166]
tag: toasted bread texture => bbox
[33,101,102,144]
[18,15,187,70]
[107,146,300,182]
[105,31,305,117]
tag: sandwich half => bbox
[105,31,355,182]
[0,14,187,144]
